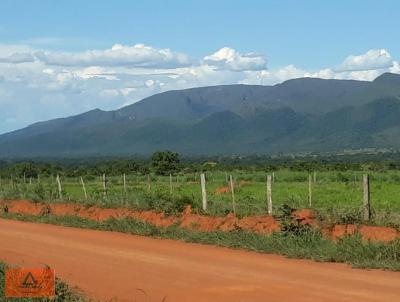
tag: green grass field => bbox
[1,170,400,225]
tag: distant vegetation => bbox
[1,150,400,178]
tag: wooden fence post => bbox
[80,176,87,199]
[313,171,317,184]
[308,174,312,207]
[200,173,207,211]
[272,172,275,184]
[56,174,62,199]
[229,175,236,215]
[147,174,151,193]
[267,175,273,215]
[123,173,127,194]
[363,174,371,221]
[102,174,107,197]
[169,174,173,194]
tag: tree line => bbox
[1,150,400,179]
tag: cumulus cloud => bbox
[337,49,393,72]
[34,44,191,68]
[390,61,400,73]
[73,66,118,80]
[0,52,35,64]
[204,47,267,71]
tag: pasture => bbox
[1,169,400,226]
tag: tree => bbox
[151,151,180,175]
[14,162,39,178]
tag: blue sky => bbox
[0,0,399,133]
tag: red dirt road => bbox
[1,219,399,302]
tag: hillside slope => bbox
[0,73,400,157]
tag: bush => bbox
[151,151,180,175]
[144,192,195,215]
[276,204,313,236]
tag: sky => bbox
[0,0,399,134]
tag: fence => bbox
[0,170,380,221]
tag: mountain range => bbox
[1,72,400,158]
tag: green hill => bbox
[1,73,400,157]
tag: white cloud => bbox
[305,68,336,79]
[390,61,400,73]
[268,65,306,83]
[341,70,383,81]
[74,66,118,80]
[0,52,35,64]
[337,49,393,72]
[34,43,191,68]
[204,47,267,71]
[240,65,307,85]
[100,89,121,98]
[0,44,34,57]
[145,79,155,87]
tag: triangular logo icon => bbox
[20,272,38,288]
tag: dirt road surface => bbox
[1,218,399,302]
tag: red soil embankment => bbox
[1,199,280,234]
[292,209,318,226]
[1,199,399,242]
[292,209,399,243]
[330,224,399,242]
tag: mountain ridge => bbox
[1,73,400,157]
